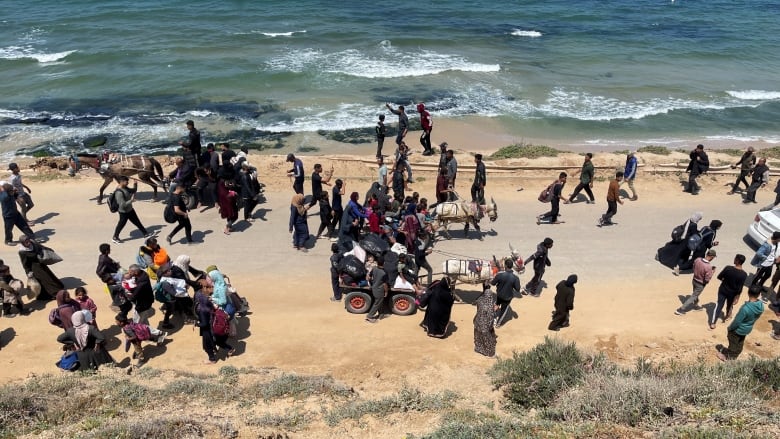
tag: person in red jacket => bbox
[417,103,433,155]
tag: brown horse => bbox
[77,153,166,203]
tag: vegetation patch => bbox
[637,145,671,155]
[324,387,458,426]
[490,143,562,159]
[759,147,780,159]
[489,337,587,410]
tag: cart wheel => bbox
[391,294,417,316]
[345,292,371,314]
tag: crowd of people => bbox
[5,109,780,369]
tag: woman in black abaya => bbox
[418,277,455,338]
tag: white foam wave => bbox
[539,88,736,121]
[0,46,76,63]
[260,30,306,37]
[266,42,499,78]
[705,134,780,144]
[510,29,542,37]
[726,90,780,100]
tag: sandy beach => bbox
[1,145,779,436]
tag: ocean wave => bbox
[0,46,76,63]
[510,29,542,37]
[704,134,780,144]
[538,88,738,121]
[266,42,499,78]
[260,30,306,37]
[726,90,780,100]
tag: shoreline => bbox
[3,114,780,160]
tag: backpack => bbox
[107,191,120,213]
[49,303,78,328]
[163,202,177,224]
[211,307,230,336]
[127,322,151,341]
[136,252,148,269]
[56,351,80,371]
[538,181,556,203]
[687,233,703,251]
[670,222,687,243]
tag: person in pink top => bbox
[74,286,98,328]
[675,249,717,315]
[417,103,433,155]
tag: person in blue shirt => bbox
[621,151,638,201]
[286,153,305,195]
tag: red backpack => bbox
[125,323,151,341]
[211,308,230,337]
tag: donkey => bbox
[431,197,497,240]
[77,153,165,204]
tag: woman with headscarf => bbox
[289,194,310,251]
[207,265,228,309]
[217,179,239,235]
[56,310,114,370]
[54,289,81,330]
[168,254,201,322]
[418,277,455,338]
[473,283,497,357]
[679,219,722,271]
[656,212,703,274]
[194,281,234,364]
[549,275,578,331]
[17,234,64,301]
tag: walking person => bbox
[710,254,748,330]
[473,283,497,358]
[166,184,193,245]
[330,179,345,242]
[598,171,624,227]
[365,255,388,323]
[750,231,780,297]
[194,282,234,364]
[418,277,455,338]
[417,103,433,155]
[238,162,258,221]
[491,258,521,328]
[568,153,595,204]
[289,193,310,251]
[728,146,756,194]
[675,249,717,315]
[743,157,769,203]
[0,183,34,245]
[471,154,486,205]
[112,176,153,244]
[537,173,569,225]
[286,153,305,195]
[445,149,457,200]
[716,285,764,361]
[7,163,34,224]
[656,212,703,275]
[679,219,722,271]
[125,264,155,325]
[377,157,388,191]
[315,191,335,240]
[178,120,202,167]
[621,151,638,201]
[309,163,333,207]
[523,238,553,296]
[549,275,578,331]
[685,144,709,195]
[375,114,387,158]
[385,103,408,147]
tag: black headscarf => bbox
[564,274,578,287]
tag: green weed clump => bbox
[637,145,671,155]
[255,373,353,402]
[489,337,585,411]
[490,143,561,159]
[759,147,780,159]
[324,387,458,426]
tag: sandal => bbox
[227,348,236,357]
[709,324,716,330]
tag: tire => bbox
[182,190,198,210]
[391,294,417,316]
[345,291,371,314]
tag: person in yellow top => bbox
[598,171,624,227]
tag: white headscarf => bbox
[172,255,191,280]
[71,310,89,349]
[690,212,703,224]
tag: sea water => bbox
[1,0,779,157]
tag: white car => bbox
[747,206,780,246]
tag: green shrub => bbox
[324,387,458,426]
[716,148,745,157]
[255,373,353,402]
[489,337,584,410]
[490,143,561,159]
[297,145,320,153]
[637,145,671,155]
[759,147,780,159]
